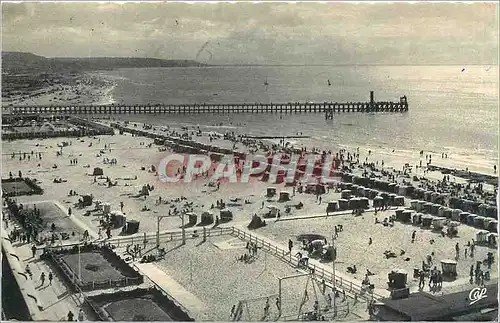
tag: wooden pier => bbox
[4,92,408,116]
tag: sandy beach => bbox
[2,73,115,107]
[2,119,497,301]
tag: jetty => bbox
[4,91,408,116]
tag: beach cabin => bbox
[467,214,478,226]
[200,211,214,225]
[478,203,489,217]
[448,197,459,209]
[424,191,433,202]
[373,196,384,208]
[412,213,423,225]
[488,233,497,246]
[473,216,486,229]
[387,269,408,290]
[348,197,360,209]
[326,201,338,214]
[416,200,425,212]
[278,191,290,202]
[92,167,104,176]
[430,192,440,203]
[103,202,111,215]
[359,197,369,209]
[410,200,418,210]
[487,220,498,233]
[363,187,371,198]
[401,210,413,223]
[413,188,425,200]
[451,209,462,222]
[388,193,397,205]
[394,196,405,207]
[395,209,404,220]
[338,199,348,211]
[442,208,452,219]
[421,215,433,228]
[357,186,365,197]
[430,204,440,215]
[388,183,397,193]
[398,185,408,196]
[125,219,139,234]
[486,205,497,219]
[437,206,446,218]
[264,205,279,218]
[266,187,276,198]
[440,259,457,278]
[424,202,433,214]
[187,212,197,226]
[476,230,489,244]
[459,212,470,223]
[220,209,233,222]
[483,218,494,230]
[341,190,352,200]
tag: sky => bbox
[2,1,499,65]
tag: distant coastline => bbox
[1,51,208,75]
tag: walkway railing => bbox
[229,227,383,301]
[40,226,383,301]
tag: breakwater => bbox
[5,92,408,115]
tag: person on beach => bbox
[455,243,460,259]
[31,244,37,258]
[67,311,74,321]
[77,309,84,322]
[411,231,416,243]
[40,272,46,286]
[48,271,53,285]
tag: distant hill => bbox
[2,51,207,74]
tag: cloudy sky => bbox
[2,1,498,65]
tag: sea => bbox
[93,65,499,174]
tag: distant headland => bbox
[1,51,208,74]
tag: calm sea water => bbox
[95,65,499,173]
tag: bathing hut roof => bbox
[280,191,289,194]
[341,189,351,193]
[186,212,196,216]
[311,239,325,246]
[396,195,405,199]
[202,210,214,215]
[440,259,457,265]
[267,205,278,209]
[374,196,384,200]
[422,214,434,219]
